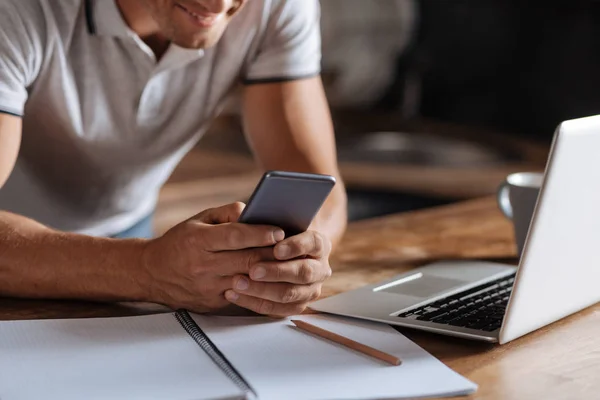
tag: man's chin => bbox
[171,32,221,50]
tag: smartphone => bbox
[238,171,336,236]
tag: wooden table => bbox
[1,197,598,399]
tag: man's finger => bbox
[231,275,321,303]
[248,258,331,284]
[203,223,284,251]
[192,202,247,224]
[224,291,308,317]
[211,246,277,276]
[274,231,331,260]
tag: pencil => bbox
[290,319,401,366]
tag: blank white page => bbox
[0,313,243,400]
[192,314,477,400]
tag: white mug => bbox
[497,172,544,256]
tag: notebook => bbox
[0,311,477,400]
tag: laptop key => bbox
[444,315,465,324]
[463,316,482,325]
[483,321,502,331]
[468,320,491,330]
[430,314,452,323]
[446,319,464,327]
[425,308,449,319]
[473,311,491,319]
[438,310,459,320]
[404,314,420,320]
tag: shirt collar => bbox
[85,0,130,37]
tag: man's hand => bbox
[141,201,332,317]
[141,202,285,313]
[224,230,332,317]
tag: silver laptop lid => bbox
[500,115,600,343]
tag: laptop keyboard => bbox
[397,273,516,332]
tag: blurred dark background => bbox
[375,0,600,141]
[157,0,600,232]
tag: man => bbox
[0,0,347,317]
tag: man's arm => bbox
[0,113,152,301]
[242,76,348,248]
[0,114,288,312]
[221,77,345,314]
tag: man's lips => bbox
[175,3,222,28]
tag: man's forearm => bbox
[241,77,348,249]
[0,211,151,301]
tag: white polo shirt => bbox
[0,0,321,236]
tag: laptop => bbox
[312,115,600,344]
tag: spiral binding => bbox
[174,310,257,399]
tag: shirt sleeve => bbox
[0,1,46,117]
[243,0,322,84]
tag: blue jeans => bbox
[111,214,155,239]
